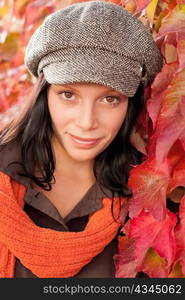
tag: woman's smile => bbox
[68,133,102,148]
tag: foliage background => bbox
[0,0,185,277]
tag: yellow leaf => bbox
[169,261,185,278]
[146,0,159,24]
[125,0,137,14]
[14,0,30,16]
[0,6,8,17]
[141,248,169,277]
[179,3,185,13]
[0,33,20,61]
[165,43,178,63]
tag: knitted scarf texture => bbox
[0,172,122,278]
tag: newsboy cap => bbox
[25,1,163,97]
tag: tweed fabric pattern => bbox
[25,1,163,97]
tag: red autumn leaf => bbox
[130,0,151,13]
[174,195,185,274]
[167,139,185,170]
[179,94,185,116]
[13,0,30,18]
[167,139,185,193]
[177,32,185,39]
[59,0,120,10]
[163,32,177,48]
[179,128,185,151]
[147,93,163,135]
[114,220,139,277]
[147,62,178,130]
[0,61,10,74]
[160,0,177,10]
[149,69,185,166]
[169,153,185,193]
[151,61,179,96]
[136,97,150,133]
[23,1,55,28]
[114,254,137,277]
[177,194,185,221]
[129,210,177,267]
[128,159,170,220]
[177,36,185,71]
[157,4,185,39]
[114,236,138,278]
[164,43,178,64]
[11,48,25,68]
[161,32,177,64]
[0,66,32,113]
[115,210,177,277]
[0,84,10,112]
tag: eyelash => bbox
[57,91,121,106]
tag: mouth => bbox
[70,134,101,142]
[69,133,102,146]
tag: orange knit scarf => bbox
[0,172,122,278]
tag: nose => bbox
[75,102,98,130]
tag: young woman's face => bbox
[47,83,128,163]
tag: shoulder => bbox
[0,139,21,170]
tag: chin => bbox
[68,150,99,162]
[70,154,97,162]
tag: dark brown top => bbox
[0,141,121,278]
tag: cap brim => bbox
[40,48,142,97]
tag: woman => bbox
[0,1,163,278]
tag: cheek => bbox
[48,98,58,120]
[49,107,60,127]
[48,100,67,127]
[109,119,124,136]
[105,105,128,136]
[47,91,66,126]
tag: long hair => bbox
[0,74,144,198]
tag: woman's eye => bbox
[60,91,75,101]
[103,96,120,105]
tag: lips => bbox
[69,134,100,142]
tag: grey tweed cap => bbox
[24,1,163,97]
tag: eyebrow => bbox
[53,84,120,93]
